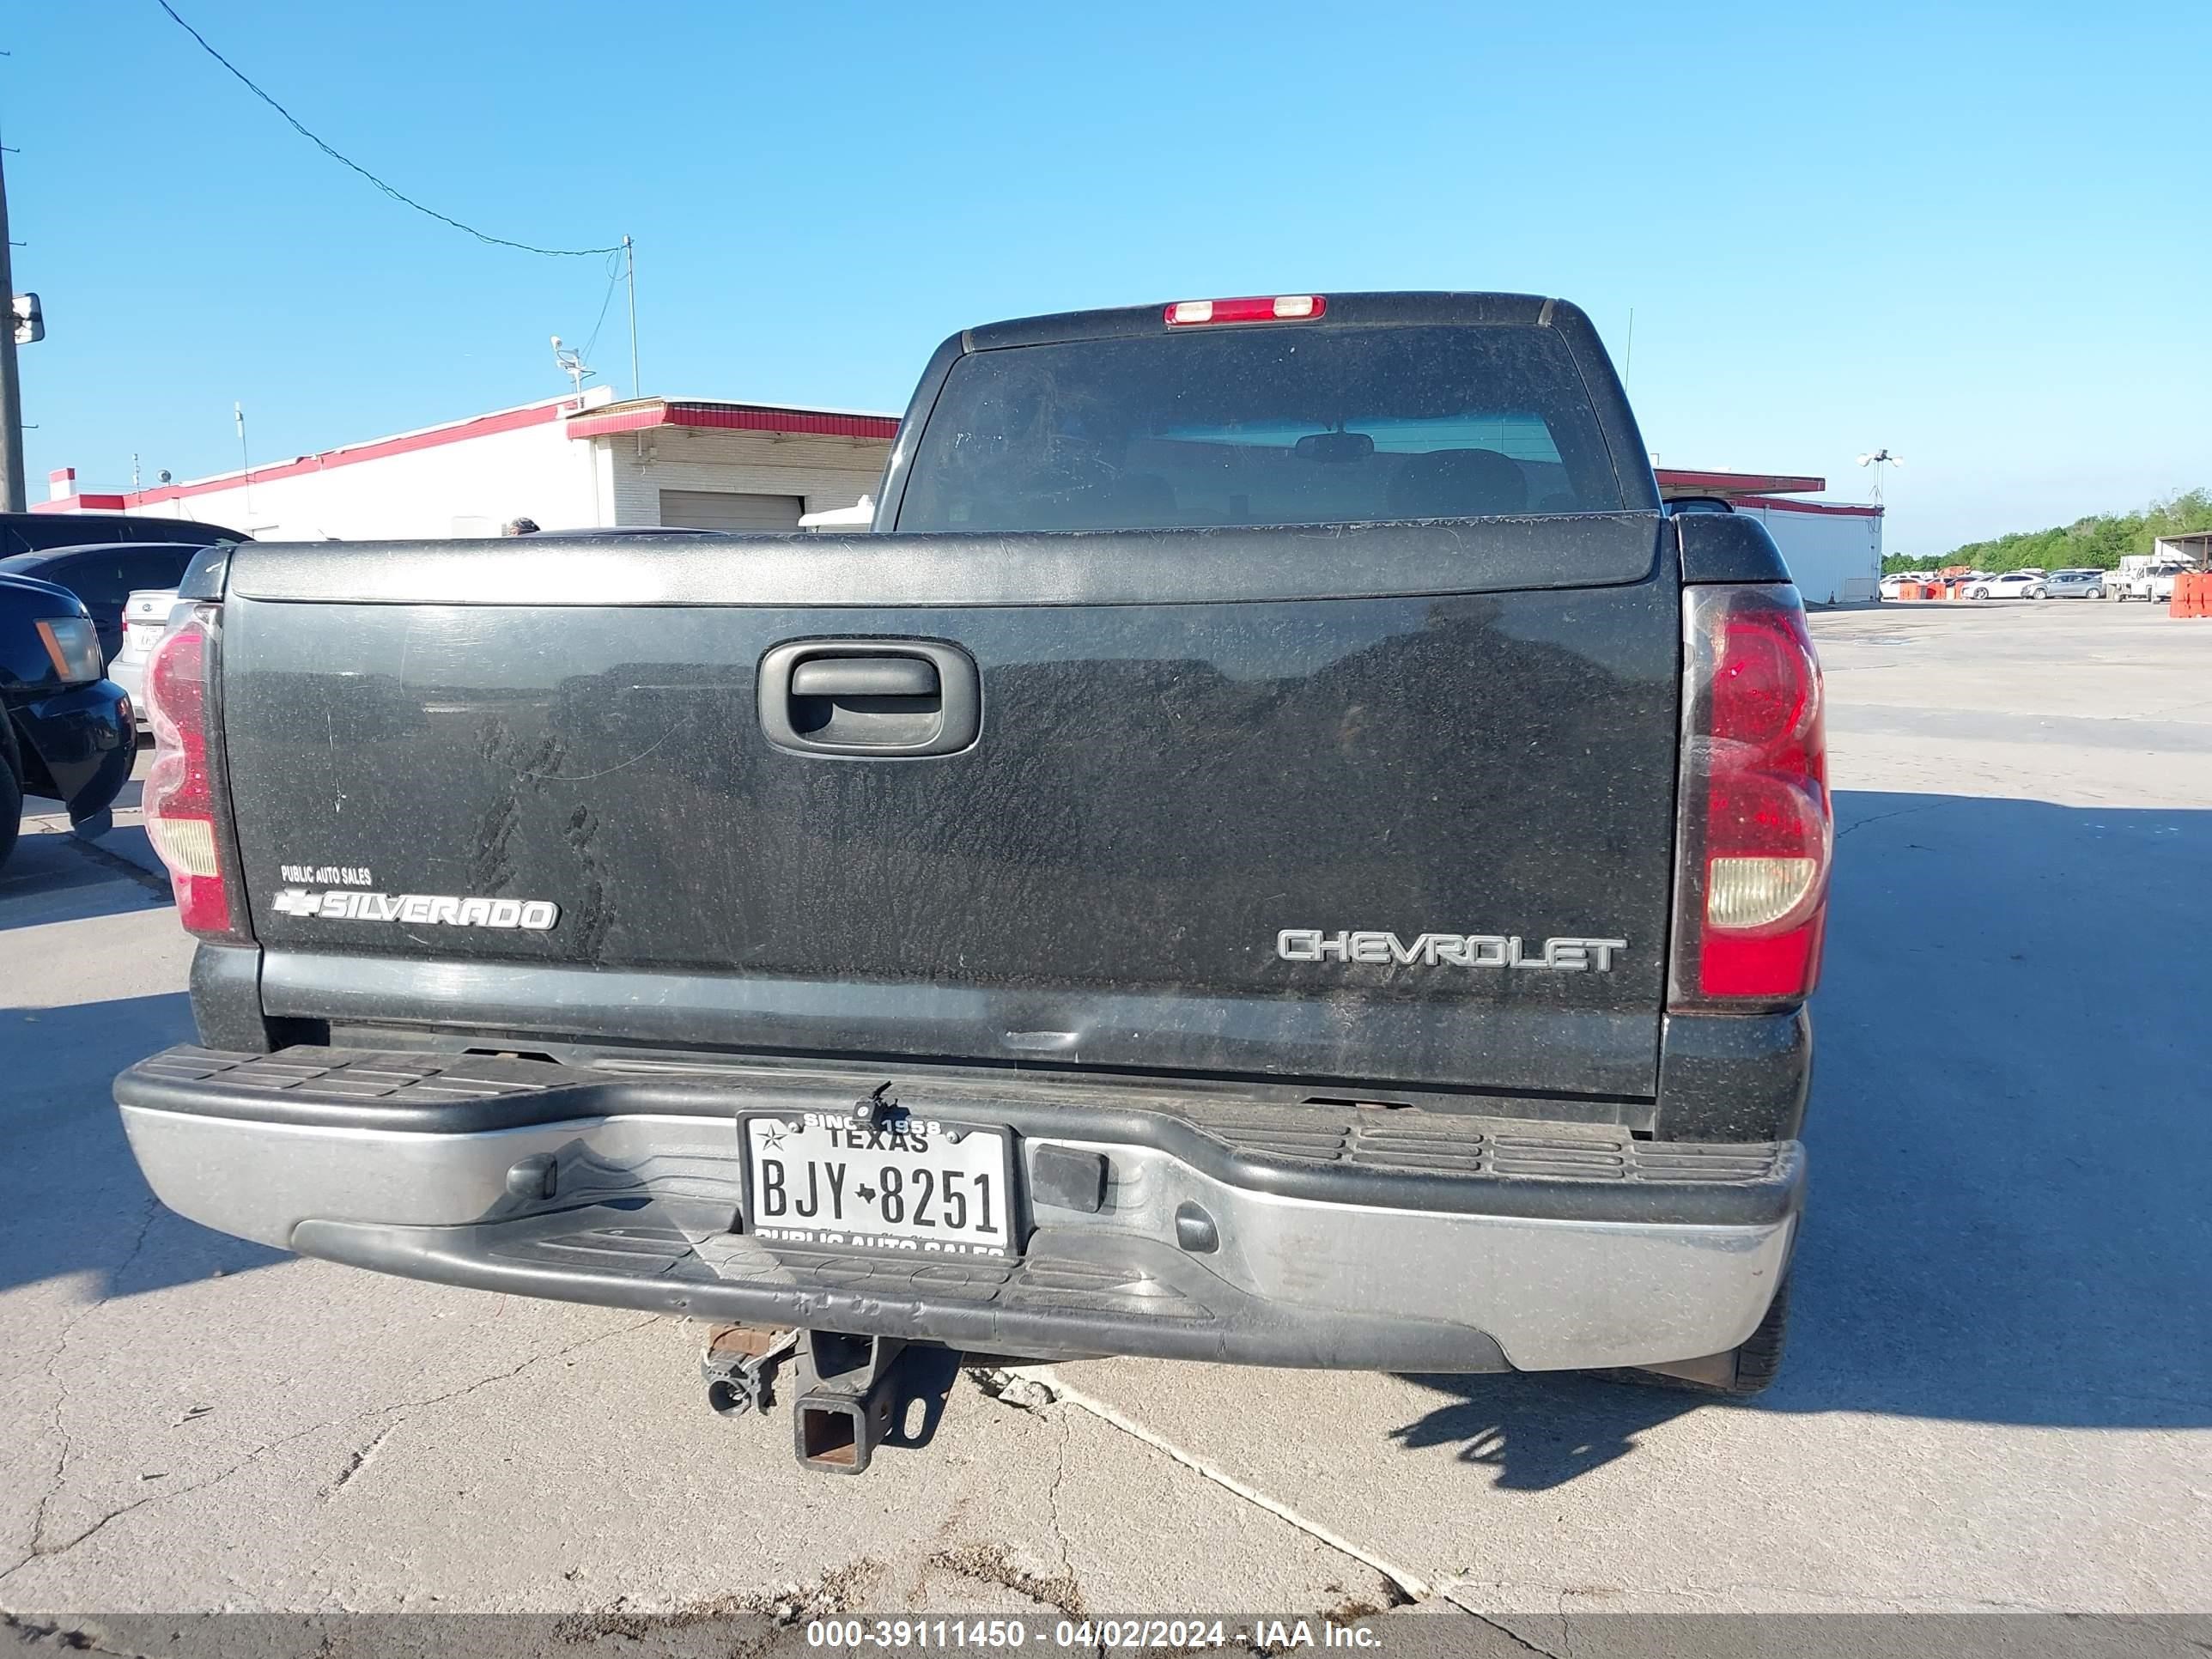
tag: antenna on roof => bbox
[1856,447,1903,505]
[551,334,595,403]
[235,401,252,510]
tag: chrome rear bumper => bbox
[116,1045,1800,1373]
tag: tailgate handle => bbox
[790,657,939,699]
[759,640,981,758]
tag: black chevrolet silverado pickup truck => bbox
[115,292,1828,1468]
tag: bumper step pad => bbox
[122,1046,1796,1221]
[293,1197,1507,1370]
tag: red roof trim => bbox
[565,401,901,442]
[127,398,580,507]
[562,405,667,439]
[33,493,129,514]
[39,398,583,511]
[1656,468,1826,495]
[1735,495,1884,518]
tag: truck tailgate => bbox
[216,520,1677,1097]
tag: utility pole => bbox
[623,234,639,398]
[0,144,27,513]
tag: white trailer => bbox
[1732,498,1883,605]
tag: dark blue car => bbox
[0,571,137,869]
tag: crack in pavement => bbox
[0,1611,166,1659]
[923,1541,1085,1622]
[319,1420,399,1500]
[20,1198,162,1580]
[555,1558,884,1642]
[1045,1407,1074,1588]
[0,1312,661,1590]
[972,1367,1429,1602]
[1834,802,1941,839]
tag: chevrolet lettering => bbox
[1276,929,1629,970]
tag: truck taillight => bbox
[143,605,246,940]
[1164,295,1326,326]
[1669,584,1832,1006]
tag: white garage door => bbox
[658,489,806,532]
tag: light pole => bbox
[0,144,27,513]
[1856,448,1903,505]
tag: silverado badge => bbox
[270,890,559,930]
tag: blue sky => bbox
[7,1,2206,555]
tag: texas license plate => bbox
[741,1111,1017,1259]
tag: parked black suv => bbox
[0,572,137,867]
[0,509,246,558]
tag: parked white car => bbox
[1969,571,2047,600]
[110,588,188,727]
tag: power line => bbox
[580,247,624,363]
[153,0,621,258]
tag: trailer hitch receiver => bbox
[793,1330,908,1474]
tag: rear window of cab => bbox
[896,324,1627,534]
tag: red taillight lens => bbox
[1669,585,1832,1005]
[142,606,244,939]
[1164,295,1327,326]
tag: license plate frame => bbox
[738,1109,1021,1261]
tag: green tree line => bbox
[1884,488,2212,574]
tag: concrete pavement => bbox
[1,602,2207,1630]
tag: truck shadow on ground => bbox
[1389,788,2212,1487]
[0,993,289,1303]
[0,822,172,932]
